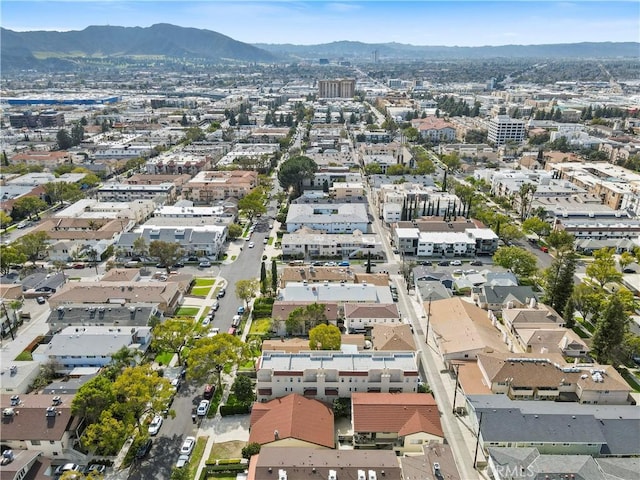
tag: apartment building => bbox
[182,170,258,203]
[282,228,383,259]
[285,202,369,234]
[97,182,176,203]
[255,351,419,402]
[410,118,457,143]
[487,115,526,146]
[393,227,498,257]
[329,182,365,199]
[9,110,65,128]
[318,78,355,99]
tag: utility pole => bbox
[451,362,461,415]
[425,294,432,345]
[0,301,15,340]
[473,411,484,469]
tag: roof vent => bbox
[278,469,287,480]
[358,470,366,480]
[329,470,337,480]
[45,407,57,417]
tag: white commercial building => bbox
[286,203,369,234]
[488,115,526,146]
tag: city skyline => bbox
[2,1,639,47]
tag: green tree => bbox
[236,278,259,307]
[309,324,341,350]
[440,152,461,173]
[386,164,408,175]
[591,295,629,364]
[278,156,318,198]
[227,223,243,239]
[545,230,575,251]
[241,442,261,459]
[498,223,525,244]
[363,163,382,175]
[56,128,73,150]
[132,237,148,258]
[149,240,184,272]
[492,246,538,278]
[271,258,278,294]
[586,248,622,288]
[260,261,267,295]
[618,251,635,271]
[112,365,173,426]
[0,211,12,229]
[152,318,195,366]
[570,283,603,322]
[71,122,85,145]
[81,409,131,455]
[563,297,576,329]
[187,334,247,391]
[238,190,267,221]
[72,375,116,424]
[232,374,255,403]
[12,196,48,221]
[15,231,49,264]
[541,248,577,314]
[517,184,537,221]
[286,303,327,335]
[0,245,27,274]
[105,346,141,379]
[522,217,550,237]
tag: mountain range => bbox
[1,23,638,72]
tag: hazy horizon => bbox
[2,1,639,47]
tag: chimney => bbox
[274,429,279,440]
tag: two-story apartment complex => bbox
[182,170,258,203]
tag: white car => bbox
[175,454,190,468]
[180,436,196,456]
[201,317,211,326]
[148,415,163,436]
[451,260,462,266]
[196,400,210,416]
[248,242,255,248]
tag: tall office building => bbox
[318,79,356,99]
[488,115,526,146]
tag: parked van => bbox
[232,315,241,327]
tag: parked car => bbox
[54,464,82,476]
[171,378,181,391]
[217,288,226,298]
[540,246,549,253]
[72,263,85,269]
[36,296,46,304]
[135,439,152,459]
[451,260,462,266]
[263,238,268,244]
[147,415,163,436]
[199,260,212,268]
[180,436,196,455]
[232,315,241,327]
[212,301,220,311]
[172,262,184,268]
[201,317,211,327]
[84,464,106,475]
[196,400,210,416]
[175,454,190,469]
[203,384,214,400]
[438,261,450,266]
[470,260,483,266]
[338,261,350,267]
[248,242,255,248]
[227,326,237,335]
[237,306,245,314]
[420,261,432,266]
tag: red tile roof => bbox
[351,393,443,438]
[249,394,335,448]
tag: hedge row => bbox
[204,462,247,472]
[219,403,251,416]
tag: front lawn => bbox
[267,237,274,245]
[208,440,246,463]
[192,286,212,296]
[195,278,216,287]
[249,318,273,336]
[176,306,200,316]
[155,351,174,366]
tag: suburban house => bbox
[343,303,400,333]
[48,282,183,315]
[476,353,632,404]
[370,324,416,351]
[350,393,444,454]
[466,395,640,456]
[473,285,539,311]
[46,303,159,330]
[256,351,419,402]
[247,447,402,480]
[249,394,335,448]
[285,203,370,234]
[21,271,66,297]
[513,328,589,357]
[0,394,82,460]
[502,301,565,334]
[182,170,258,203]
[31,326,152,373]
[426,297,509,365]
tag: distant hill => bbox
[2,24,637,73]
[0,23,277,71]
[254,40,640,60]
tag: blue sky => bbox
[2,1,639,46]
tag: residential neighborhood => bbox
[1,9,640,480]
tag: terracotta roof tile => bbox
[352,393,443,438]
[249,394,334,448]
